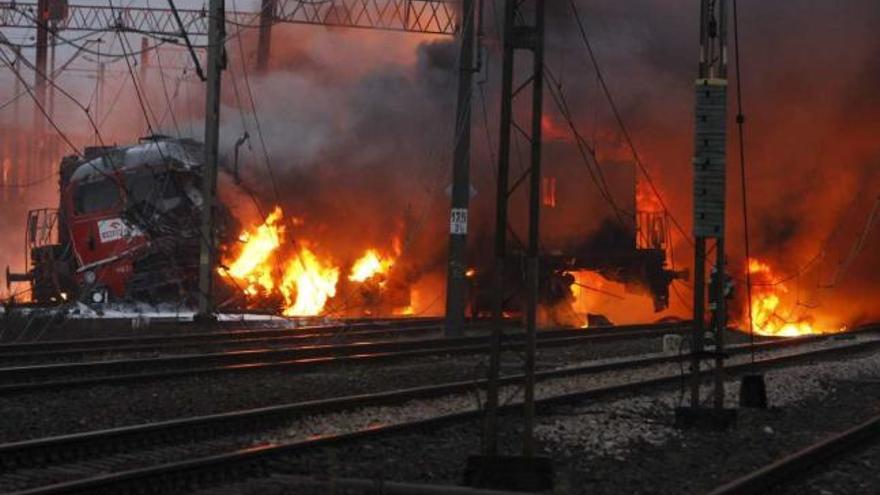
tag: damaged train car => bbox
[5,136,227,306]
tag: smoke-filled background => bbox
[0,1,878,327]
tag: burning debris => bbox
[744,258,843,337]
[219,207,407,317]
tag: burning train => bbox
[4,133,687,326]
[2,133,835,336]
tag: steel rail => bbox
[0,330,872,476]
[0,323,688,395]
[0,321,450,362]
[0,316,445,355]
[0,317,650,362]
[7,331,880,495]
[706,411,880,494]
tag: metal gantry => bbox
[485,0,546,457]
[273,0,457,34]
[0,1,457,36]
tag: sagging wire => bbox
[731,0,756,362]
[167,0,206,81]
[543,66,632,229]
[567,0,692,250]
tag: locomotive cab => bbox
[64,137,205,304]
[6,136,210,306]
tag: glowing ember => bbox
[745,258,828,337]
[281,247,340,316]
[349,249,393,282]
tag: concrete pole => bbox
[12,46,21,127]
[444,0,476,338]
[140,36,150,134]
[33,0,49,136]
[48,30,56,120]
[197,0,226,319]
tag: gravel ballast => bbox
[0,330,683,443]
[187,339,880,495]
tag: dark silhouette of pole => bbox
[483,0,516,456]
[33,0,49,135]
[691,0,729,411]
[444,0,476,338]
[256,0,275,71]
[523,0,545,456]
[197,0,226,319]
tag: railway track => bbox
[0,316,448,361]
[0,322,688,395]
[1,328,877,494]
[707,401,880,494]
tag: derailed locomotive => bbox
[5,135,683,320]
[6,136,223,305]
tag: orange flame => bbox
[225,206,283,296]
[349,249,393,283]
[745,258,833,337]
[222,207,340,316]
[281,247,340,316]
[222,207,408,316]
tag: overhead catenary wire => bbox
[731,0,756,357]
[567,0,693,249]
[0,43,82,156]
[151,41,184,135]
[0,30,114,152]
[543,65,632,229]
[826,195,880,288]
[112,22,160,135]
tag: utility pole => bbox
[197,0,226,319]
[256,0,275,72]
[12,45,21,127]
[95,48,105,145]
[444,0,476,338]
[682,0,731,426]
[140,36,150,134]
[12,46,22,198]
[33,0,49,135]
[469,1,551,491]
[48,29,56,119]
